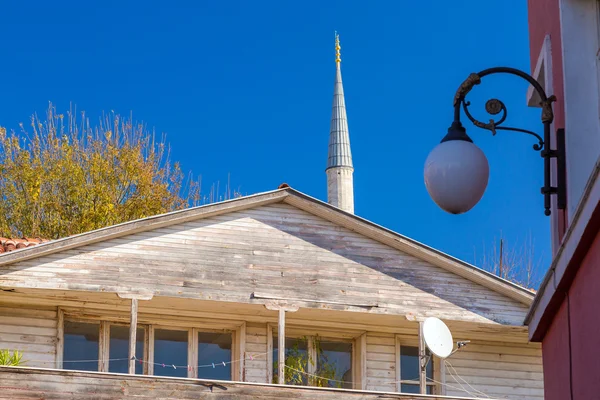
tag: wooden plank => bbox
[0,365,485,400]
[395,335,401,392]
[188,329,196,378]
[277,309,285,385]
[1,202,531,328]
[359,332,367,390]
[99,321,110,372]
[238,322,246,382]
[56,308,64,368]
[128,299,138,374]
[418,322,425,395]
[267,323,273,384]
[147,325,154,376]
[143,326,150,375]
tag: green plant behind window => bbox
[0,349,23,366]
[273,336,344,388]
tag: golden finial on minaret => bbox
[335,32,341,63]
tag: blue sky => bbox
[0,1,549,284]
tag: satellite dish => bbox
[422,317,453,359]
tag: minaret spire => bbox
[326,33,354,213]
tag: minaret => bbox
[326,33,354,214]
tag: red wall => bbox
[527,0,564,128]
[542,226,600,400]
[528,0,567,238]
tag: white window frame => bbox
[267,325,361,389]
[58,308,244,380]
[395,335,441,395]
[527,34,561,255]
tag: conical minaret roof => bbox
[327,34,353,170]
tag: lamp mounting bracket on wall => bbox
[425,67,567,216]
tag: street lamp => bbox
[424,67,566,216]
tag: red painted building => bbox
[526,1,600,399]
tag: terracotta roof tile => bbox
[0,237,49,254]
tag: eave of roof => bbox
[0,186,534,306]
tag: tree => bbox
[273,336,345,388]
[478,232,541,290]
[0,104,237,239]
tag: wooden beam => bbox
[238,322,246,382]
[395,335,402,393]
[267,323,274,384]
[307,336,317,386]
[128,299,138,374]
[359,333,367,390]
[147,325,154,376]
[143,326,151,375]
[56,308,64,369]
[278,309,285,384]
[99,321,110,372]
[188,329,196,378]
[418,322,426,394]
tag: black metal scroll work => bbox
[452,67,565,216]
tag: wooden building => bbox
[0,36,543,399]
[0,188,542,399]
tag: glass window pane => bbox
[109,325,145,374]
[273,336,308,385]
[400,384,434,394]
[401,383,420,394]
[63,321,99,371]
[197,332,232,380]
[400,346,433,381]
[154,329,188,378]
[317,341,352,389]
[400,346,419,381]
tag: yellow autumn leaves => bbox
[0,104,201,239]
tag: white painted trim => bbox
[527,34,561,255]
[527,35,552,107]
[559,0,600,220]
[394,334,438,394]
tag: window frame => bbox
[59,308,244,380]
[267,324,359,389]
[395,335,441,395]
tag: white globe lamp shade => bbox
[424,139,489,214]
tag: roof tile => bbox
[0,237,48,254]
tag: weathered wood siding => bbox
[444,341,544,400]
[245,322,268,383]
[0,304,57,367]
[0,204,528,326]
[365,333,396,392]
[0,366,481,400]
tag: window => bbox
[109,325,144,374]
[273,337,309,385]
[62,316,235,380]
[399,346,434,394]
[63,321,99,371]
[273,335,352,389]
[153,329,189,378]
[197,332,232,380]
[318,340,352,388]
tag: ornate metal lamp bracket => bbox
[451,67,566,216]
